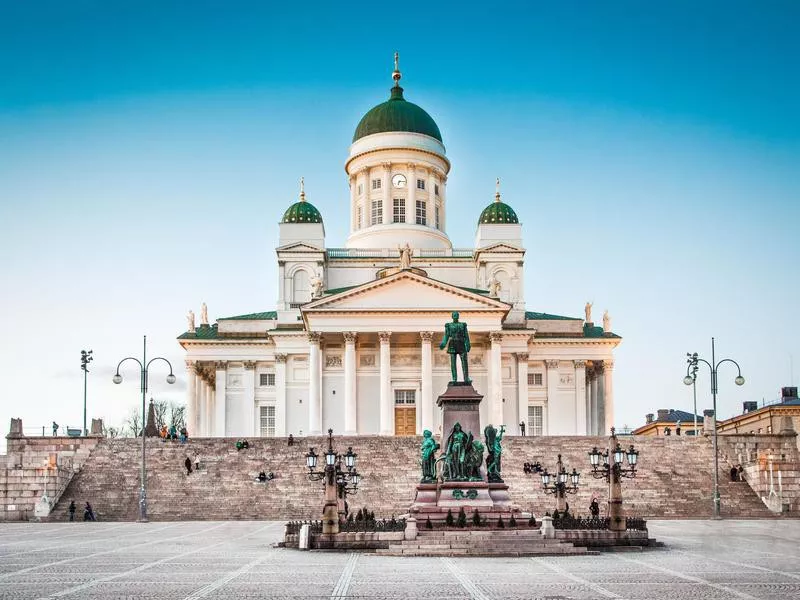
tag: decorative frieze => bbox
[359,355,375,368]
[325,355,343,368]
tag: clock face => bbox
[392,174,407,188]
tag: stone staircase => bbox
[47,435,775,521]
[376,529,591,556]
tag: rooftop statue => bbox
[439,311,471,384]
[398,243,413,269]
[200,302,209,326]
[584,301,593,323]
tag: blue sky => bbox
[1,1,798,447]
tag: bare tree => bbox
[153,400,169,430]
[124,407,142,437]
[170,403,186,429]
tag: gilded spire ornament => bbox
[392,51,401,87]
[299,176,305,202]
[495,177,501,203]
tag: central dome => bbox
[353,85,442,143]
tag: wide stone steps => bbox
[377,530,590,556]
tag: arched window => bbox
[292,270,311,304]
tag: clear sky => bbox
[1,1,798,450]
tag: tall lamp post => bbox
[305,429,361,534]
[80,350,93,436]
[588,428,638,532]
[523,454,580,512]
[684,337,744,519]
[112,335,176,522]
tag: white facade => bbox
[179,65,621,438]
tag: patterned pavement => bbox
[0,520,798,599]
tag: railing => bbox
[286,520,323,534]
[21,426,83,438]
[326,248,474,259]
[285,517,406,534]
[551,514,648,532]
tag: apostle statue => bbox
[584,301,593,323]
[398,243,412,269]
[187,310,196,333]
[420,430,440,483]
[439,311,471,384]
[200,302,209,326]
[603,309,611,332]
[487,274,502,298]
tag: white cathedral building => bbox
[179,59,621,439]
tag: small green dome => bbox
[479,201,519,225]
[282,200,322,224]
[353,86,442,143]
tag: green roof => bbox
[479,201,519,225]
[178,324,219,340]
[218,311,277,321]
[525,311,582,321]
[282,200,322,224]
[323,285,358,296]
[353,86,442,142]
[583,323,621,339]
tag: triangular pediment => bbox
[475,242,524,254]
[276,242,324,253]
[303,271,509,313]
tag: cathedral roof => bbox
[281,178,322,223]
[478,179,519,224]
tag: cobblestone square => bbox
[0,520,798,599]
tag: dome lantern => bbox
[478,178,519,224]
[281,177,323,224]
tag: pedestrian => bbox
[194,452,200,472]
[589,497,600,518]
[287,434,294,447]
[257,470,267,482]
[184,457,192,475]
[180,427,188,443]
[675,422,682,436]
[730,465,738,481]
[68,500,76,522]
[52,421,59,436]
[168,424,178,441]
[83,502,96,521]
[737,464,745,482]
[519,421,526,437]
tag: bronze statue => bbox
[420,429,440,483]
[464,439,484,481]
[439,311,471,384]
[484,424,505,483]
[442,422,469,481]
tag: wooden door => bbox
[394,407,416,436]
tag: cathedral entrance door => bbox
[394,407,416,436]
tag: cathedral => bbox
[178,57,621,439]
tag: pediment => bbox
[276,242,325,253]
[475,242,524,254]
[303,271,509,313]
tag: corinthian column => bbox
[603,360,615,435]
[186,361,197,437]
[574,361,587,435]
[308,332,322,434]
[379,331,393,435]
[545,360,560,435]
[343,332,358,434]
[381,162,391,225]
[516,354,528,433]
[420,331,434,433]
[275,354,287,437]
[489,332,504,427]
[215,361,227,437]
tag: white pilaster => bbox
[343,332,358,434]
[243,361,256,437]
[516,353,528,433]
[186,361,196,437]
[545,359,559,435]
[381,162,391,225]
[194,369,203,436]
[428,170,437,228]
[420,331,434,433]
[208,387,215,436]
[590,366,599,435]
[349,175,356,234]
[408,162,417,220]
[204,378,214,437]
[489,332,503,427]
[603,360,615,435]
[597,363,606,436]
[214,361,227,437]
[308,332,322,434]
[275,354,287,437]
[379,331,393,435]
[574,361,587,435]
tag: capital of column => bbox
[186,360,197,373]
[574,360,586,369]
[243,361,256,370]
[274,353,287,364]
[489,331,503,343]
[349,174,356,184]
[420,331,434,342]
[545,359,560,369]
[515,353,529,361]
[343,331,358,344]
[381,162,392,172]
[308,331,322,344]
[602,360,614,370]
[408,161,416,172]
[378,331,392,343]
[214,361,227,370]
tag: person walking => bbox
[68,500,76,522]
[194,452,200,472]
[184,457,193,475]
[519,421,526,437]
[83,502,96,521]
[52,421,59,436]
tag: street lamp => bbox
[523,454,580,512]
[684,337,745,519]
[588,428,638,532]
[305,429,361,534]
[112,335,176,522]
[80,350,93,436]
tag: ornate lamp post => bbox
[112,335,176,522]
[684,337,745,519]
[588,428,638,532]
[523,454,580,512]
[80,349,93,436]
[305,429,361,534]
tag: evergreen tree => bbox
[497,515,505,529]
[456,507,467,528]
[445,509,455,527]
[472,509,481,527]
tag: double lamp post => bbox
[305,429,361,534]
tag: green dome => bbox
[479,201,519,225]
[353,86,442,143]
[282,200,322,224]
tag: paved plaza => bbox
[0,520,798,599]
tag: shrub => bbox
[445,509,455,527]
[425,517,433,529]
[528,516,536,527]
[497,516,505,529]
[472,509,481,527]
[456,507,467,528]
[509,514,517,528]
[355,509,364,522]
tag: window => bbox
[395,389,416,404]
[357,206,363,229]
[260,373,275,387]
[528,406,543,436]
[371,199,382,225]
[393,198,406,223]
[435,184,439,196]
[435,205,440,229]
[415,200,426,225]
[260,405,276,437]
[528,372,543,386]
[417,179,425,190]
[357,183,363,195]
[372,179,381,190]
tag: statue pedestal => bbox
[436,382,483,445]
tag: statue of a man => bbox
[187,310,196,332]
[487,275,502,298]
[440,311,471,384]
[420,430,440,483]
[584,301,593,323]
[484,424,505,483]
[443,422,469,481]
[398,243,412,269]
[602,309,610,332]
[310,271,324,298]
[200,302,209,326]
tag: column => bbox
[243,361,256,437]
[545,360,559,435]
[194,368,203,436]
[308,332,322,434]
[597,363,606,436]
[428,169,437,228]
[379,331,393,435]
[408,162,417,221]
[275,354,288,437]
[349,174,356,234]
[589,367,599,435]
[278,261,286,308]
[343,332,358,434]
[186,361,197,437]
[440,172,447,231]
[381,162,391,225]
[207,385,214,437]
[574,361,587,435]
[214,361,227,437]
[516,353,528,434]
[489,332,503,427]
[603,360,615,435]
[420,332,434,433]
